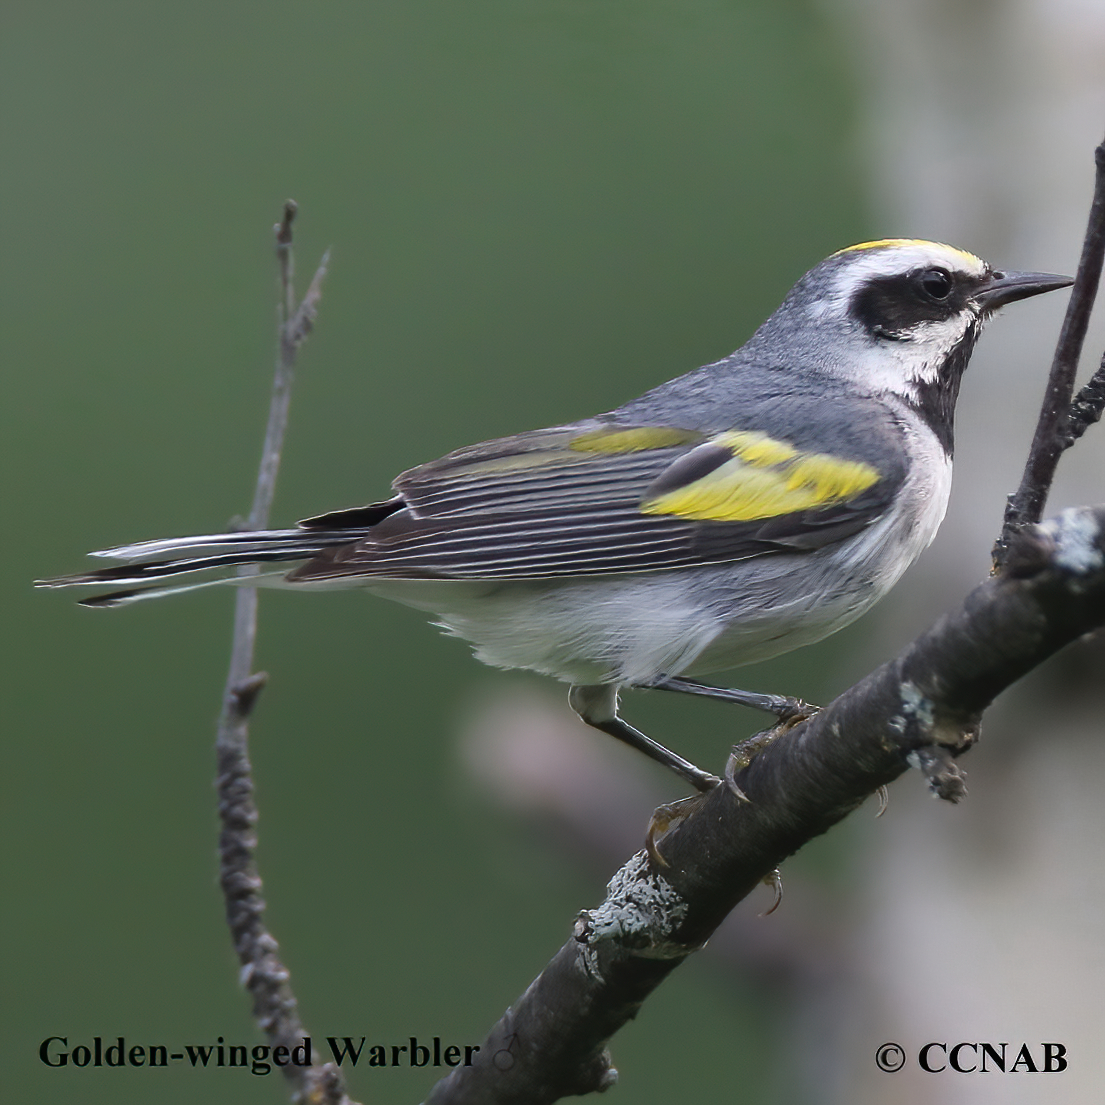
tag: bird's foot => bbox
[645,792,712,868]
[723,706,815,801]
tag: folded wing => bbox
[290,422,902,582]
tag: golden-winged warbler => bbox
[39,240,1072,790]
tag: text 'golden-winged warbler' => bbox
[40,240,1071,791]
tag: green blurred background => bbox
[8,2,1084,1103]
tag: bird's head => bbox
[751,239,1072,445]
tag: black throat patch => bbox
[905,323,979,457]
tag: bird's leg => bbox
[648,675,819,723]
[568,684,720,792]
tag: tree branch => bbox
[994,137,1105,567]
[426,506,1105,1105]
[214,202,355,1105]
[1065,346,1105,445]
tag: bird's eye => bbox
[920,268,953,300]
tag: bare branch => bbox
[286,248,331,352]
[1065,346,1105,444]
[214,204,354,1105]
[995,138,1105,566]
[426,506,1105,1105]
[276,198,297,327]
[247,201,324,534]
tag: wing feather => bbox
[289,421,904,583]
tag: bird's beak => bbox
[976,269,1074,313]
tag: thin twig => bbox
[214,202,354,1105]
[249,201,304,533]
[994,137,1105,568]
[1065,347,1105,444]
[286,248,331,353]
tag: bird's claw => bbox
[759,868,784,916]
[645,791,715,867]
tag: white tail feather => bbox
[88,529,323,563]
[35,525,367,605]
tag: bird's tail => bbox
[35,527,364,608]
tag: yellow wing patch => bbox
[642,431,880,522]
[569,426,702,453]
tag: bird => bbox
[38,240,1071,792]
